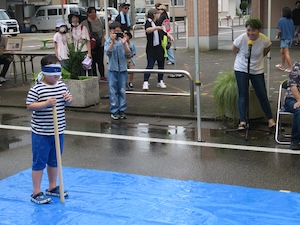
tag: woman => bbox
[233,18,276,130]
[142,8,174,90]
[156,4,175,65]
[81,7,106,80]
[275,7,294,73]
[69,12,91,58]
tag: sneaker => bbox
[295,42,299,46]
[290,141,300,150]
[0,77,6,83]
[31,192,51,204]
[127,82,134,90]
[119,111,127,119]
[143,81,149,90]
[167,61,174,65]
[111,112,120,120]
[238,123,247,130]
[157,80,167,88]
[45,186,69,197]
[100,77,108,81]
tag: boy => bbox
[26,54,72,204]
[104,21,131,120]
[124,30,136,90]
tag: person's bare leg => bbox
[280,48,286,68]
[128,73,134,83]
[32,170,43,195]
[47,165,57,191]
[283,48,292,70]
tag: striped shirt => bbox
[26,80,70,135]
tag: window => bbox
[58,9,67,15]
[48,9,57,16]
[145,0,154,5]
[36,10,45,17]
[174,0,184,6]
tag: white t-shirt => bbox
[53,32,69,60]
[71,24,90,52]
[233,32,271,75]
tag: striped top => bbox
[26,80,70,135]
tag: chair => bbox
[275,80,293,144]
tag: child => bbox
[53,19,69,68]
[26,54,72,204]
[104,21,131,120]
[124,30,136,90]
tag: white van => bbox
[29,4,87,33]
[0,9,20,36]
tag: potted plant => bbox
[239,0,248,15]
[63,41,100,108]
[212,71,263,120]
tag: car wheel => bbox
[30,25,37,33]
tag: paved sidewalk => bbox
[0,34,298,121]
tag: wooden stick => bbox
[53,105,65,204]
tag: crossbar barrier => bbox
[127,69,195,112]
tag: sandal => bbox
[45,186,68,197]
[284,68,291,73]
[31,192,51,204]
[275,64,285,71]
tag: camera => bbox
[115,32,124,39]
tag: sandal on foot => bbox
[31,192,51,204]
[284,68,291,73]
[45,186,68,197]
[275,64,285,71]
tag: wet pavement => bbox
[1,25,300,198]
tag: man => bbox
[0,32,13,86]
[292,1,300,45]
[115,2,131,32]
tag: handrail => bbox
[218,26,234,41]
[127,69,195,112]
[132,23,145,38]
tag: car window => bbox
[0,11,11,20]
[58,8,66,15]
[79,8,87,17]
[36,10,45,17]
[48,9,57,16]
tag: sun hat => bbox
[56,19,66,28]
[120,2,130,8]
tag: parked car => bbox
[29,4,87,33]
[0,9,20,36]
[135,7,146,24]
[96,7,118,21]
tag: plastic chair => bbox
[275,80,293,144]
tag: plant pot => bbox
[64,77,100,107]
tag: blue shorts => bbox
[31,132,64,171]
[280,39,292,48]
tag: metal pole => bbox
[104,0,109,40]
[193,0,201,142]
[267,0,271,97]
[171,0,176,50]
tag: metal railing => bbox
[127,69,195,112]
[132,23,145,38]
[218,26,234,41]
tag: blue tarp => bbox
[0,167,300,224]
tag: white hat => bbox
[56,19,66,28]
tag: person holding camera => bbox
[104,21,131,120]
[82,7,106,80]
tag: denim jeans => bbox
[108,70,128,114]
[235,71,273,122]
[167,48,175,63]
[284,97,300,141]
[144,54,165,82]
